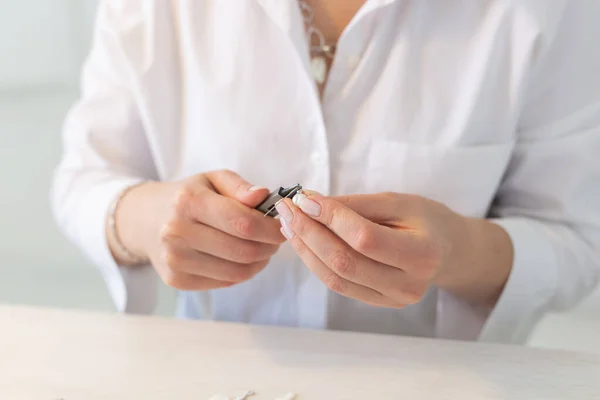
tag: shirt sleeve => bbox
[438,1,600,344]
[50,0,159,314]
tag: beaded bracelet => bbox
[107,181,151,266]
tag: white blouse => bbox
[51,0,600,344]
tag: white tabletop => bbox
[1,306,599,400]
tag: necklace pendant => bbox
[310,55,327,84]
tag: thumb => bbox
[205,169,269,207]
[329,193,411,224]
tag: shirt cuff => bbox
[477,217,559,343]
[435,217,559,344]
[77,176,159,314]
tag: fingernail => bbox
[275,201,293,223]
[302,189,324,196]
[293,194,321,217]
[280,219,295,240]
[292,192,307,206]
[249,186,267,192]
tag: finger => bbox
[160,269,235,291]
[283,224,398,308]
[329,193,419,225]
[205,169,270,207]
[280,202,418,304]
[289,194,425,269]
[161,219,280,263]
[184,189,284,245]
[163,246,269,283]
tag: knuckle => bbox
[402,284,428,305]
[335,195,352,205]
[229,261,265,283]
[234,180,249,196]
[172,187,194,216]
[218,168,235,176]
[161,270,185,289]
[412,263,435,282]
[264,243,280,257]
[328,250,355,277]
[328,206,343,227]
[216,169,240,184]
[403,292,420,305]
[402,192,422,203]
[353,227,378,253]
[160,249,181,272]
[219,281,237,289]
[224,269,250,284]
[367,300,404,309]
[292,219,307,237]
[234,242,262,263]
[231,216,256,238]
[382,191,398,202]
[293,241,310,259]
[381,191,402,207]
[419,266,437,282]
[324,274,346,294]
[159,221,183,245]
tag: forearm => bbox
[435,217,514,308]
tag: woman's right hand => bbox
[110,170,285,290]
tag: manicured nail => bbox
[275,201,293,223]
[292,192,307,206]
[302,189,324,196]
[249,186,267,192]
[280,219,295,240]
[293,194,321,217]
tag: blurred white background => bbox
[0,0,176,315]
[0,1,598,353]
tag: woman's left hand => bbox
[274,191,483,308]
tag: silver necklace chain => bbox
[298,0,336,83]
[298,0,336,58]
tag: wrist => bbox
[435,216,513,306]
[434,214,474,288]
[107,181,162,265]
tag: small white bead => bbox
[310,56,327,84]
[292,192,307,207]
[234,390,255,400]
[274,393,297,400]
